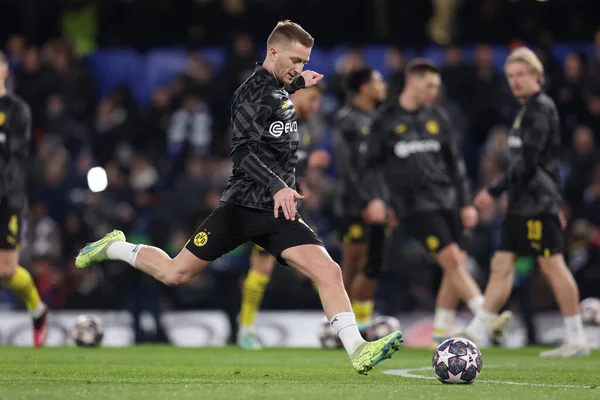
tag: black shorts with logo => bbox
[0,195,24,250]
[403,210,465,255]
[186,202,323,266]
[498,214,564,257]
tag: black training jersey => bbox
[294,119,313,179]
[0,92,31,197]
[333,104,376,217]
[367,100,471,218]
[221,64,305,211]
[488,91,562,216]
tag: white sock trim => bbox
[330,312,366,356]
[467,295,485,315]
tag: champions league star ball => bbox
[581,297,600,325]
[318,321,343,349]
[366,315,402,341]
[432,338,482,384]
[72,315,104,347]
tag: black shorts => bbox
[336,216,371,244]
[499,214,564,257]
[186,202,323,266]
[0,195,24,250]
[403,210,463,255]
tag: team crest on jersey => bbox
[194,231,209,247]
[281,100,292,109]
[394,123,407,134]
[425,235,440,251]
[361,126,370,135]
[426,120,439,135]
[0,112,5,126]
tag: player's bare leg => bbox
[436,245,483,310]
[0,250,47,347]
[238,250,276,350]
[282,244,402,375]
[432,274,460,347]
[537,254,589,357]
[463,251,516,346]
[433,248,487,346]
[341,242,370,329]
[76,230,210,286]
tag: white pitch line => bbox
[383,366,600,389]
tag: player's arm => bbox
[440,111,471,208]
[487,105,549,198]
[334,119,372,209]
[230,90,288,195]
[361,114,388,224]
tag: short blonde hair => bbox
[267,20,314,49]
[505,47,544,84]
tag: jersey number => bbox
[526,219,543,241]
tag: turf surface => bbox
[1,346,598,400]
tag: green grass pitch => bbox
[1,346,598,400]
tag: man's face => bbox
[412,71,441,106]
[291,86,323,120]
[506,61,540,99]
[363,70,388,102]
[271,40,311,84]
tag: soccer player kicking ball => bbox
[466,47,589,357]
[0,52,48,347]
[76,20,402,374]
[237,81,327,350]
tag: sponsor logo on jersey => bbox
[508,136,523,148]
[269,120,298,137]
[394,140,441,158]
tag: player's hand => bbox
[460,206,479,230]
[362,199,387,224]
[473,189,493,210]
[301,70,324,87]
[308,149,331,168]
[274,187,304,220]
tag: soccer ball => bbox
[366,315,401,341]
[72,315,104,347]
[432,337,482,384]
[581,297,600,325]
[318,321,342,349]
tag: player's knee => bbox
[438,247,462,273]
[313,261,343,285]
[0,255,18,281]
[490,254,513,279]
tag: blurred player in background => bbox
[366,59,504,346]
[332,67,389,331]
[0,52,48,347]
[76,20,402,375]
[467,47,589,357]
[237,81,328,350]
